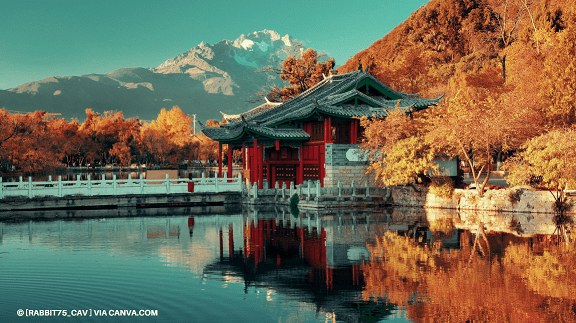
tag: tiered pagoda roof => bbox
[200,69,443,141]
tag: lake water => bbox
[1,206,575,322]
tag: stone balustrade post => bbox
[28,177,33,198]
[166,174,171,194]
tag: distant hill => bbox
[0,30,295,123]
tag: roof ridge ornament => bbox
[313,97,320,108]
[196,120,206,131]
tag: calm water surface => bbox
[1,206,575,322]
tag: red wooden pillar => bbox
[259,144,265,189]
[218,142,223,178]
[227,143,233,180]
[297,146,304,185]
[253,139,258,187]
[266,153,271,189]
[324,117,332,143]
[242,142,246,170]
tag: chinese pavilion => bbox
[199,69,442,189]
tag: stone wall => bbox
[387,186,576,235]
[389,185,576,214]
[324,143,375,187]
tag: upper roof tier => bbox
[201,69,443,141]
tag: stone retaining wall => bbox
[389,185,576,214]
[324,143,375,187]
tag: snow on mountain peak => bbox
[240,39,254,50]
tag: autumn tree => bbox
[2,111,66,173]
[426,67,541,196]
[360,108,438,187]
[260,43,337,102]
[537,1,576,128]
[140,106,195,166]
[78,109,140,166]
[51,118,82,167]
[504,128,576,212]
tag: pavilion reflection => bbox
[200,205,464,322]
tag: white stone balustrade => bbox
[0,173,243,199]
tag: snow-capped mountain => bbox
[0,30,296,122]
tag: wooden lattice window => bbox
[303,165,319,181]
[276,165,296,183]
[310,122,324,142]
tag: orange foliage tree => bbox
[261,43,336,102]
[140,106,196,167]
[0,111,65,173]
[78,109,140,167]
[360,108,438,187]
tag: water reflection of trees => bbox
[362,229,576,322]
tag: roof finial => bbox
[357,58,362,71]
[265,97,271,104]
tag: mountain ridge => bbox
[1,30,295,122]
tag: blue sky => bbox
[1,0,428,90]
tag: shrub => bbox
[507,189,523,205]
[290,193,300,217]
[429,176,455,199]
